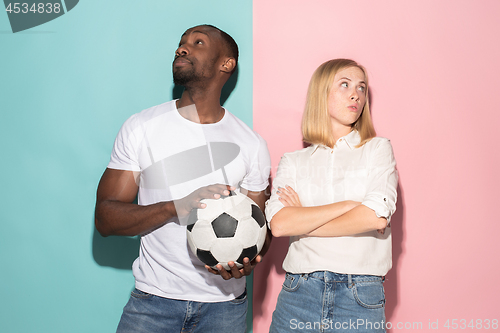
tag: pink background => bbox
[252,0,500,331]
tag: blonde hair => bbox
[302,59,376,148]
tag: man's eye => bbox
[196,40,203,45]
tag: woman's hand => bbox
[277,185,302,207]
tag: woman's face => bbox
[327,66,367,133]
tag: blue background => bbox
[0,1,253,332]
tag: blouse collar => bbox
[311,130,361,155]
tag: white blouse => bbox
[265,130,398,276]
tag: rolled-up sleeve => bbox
[108,113,142,172]
[265,154,296,229]
[361,139,398,223]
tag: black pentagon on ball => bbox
[196,249,219,267]
[251,204,266,227]
[236,245,258,265]
[187,209,198,232]
[212,212,238,238]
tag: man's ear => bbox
[221,58,236,73]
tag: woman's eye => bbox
[358,86,366,92]
[341,82,348,88]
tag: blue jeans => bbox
[270,271,386,333]
[116,288,247,333]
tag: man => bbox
[95,25,271,332]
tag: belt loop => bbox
[347,274,353,289]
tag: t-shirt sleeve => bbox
[107,114,142,172]
[264,153,296,229]
[361,138,398,223]
[240,135,271,193]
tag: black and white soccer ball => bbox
[186,191,267,270]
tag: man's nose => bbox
[175,45,189,56]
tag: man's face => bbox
[173,26,223,86]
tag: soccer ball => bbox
[186,191,267,270]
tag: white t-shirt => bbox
[108,100,271,302]
[265,130,398,276]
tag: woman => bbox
[266,59,398,332]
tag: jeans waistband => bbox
[301,271,384,283]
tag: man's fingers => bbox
[225,184,236,192]
[227,262,243,279]
[198,184,235,201]
[241,258,253,276]
[205,265,219,275]
[253,255,262,265]
[206,256,261,280]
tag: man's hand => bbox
[95,168,236,236]
[205,255,263,280]
[175,184,235,218]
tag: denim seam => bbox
[352,284,385,309]
[130,289,153,299]
[282,273,302,292]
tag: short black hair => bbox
[202,24,239,67]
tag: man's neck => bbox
[176,87,224,124]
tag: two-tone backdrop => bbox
[1,1,499,332]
